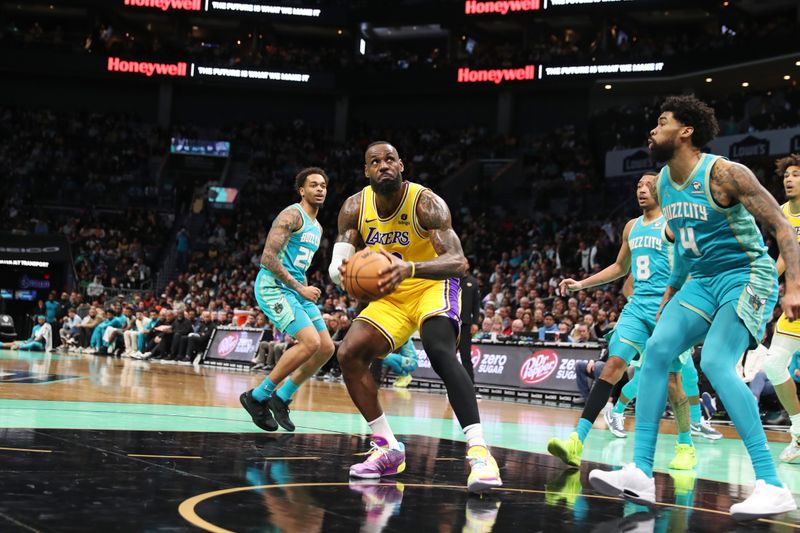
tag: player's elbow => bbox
[454,256,469,277]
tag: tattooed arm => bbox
[332,192,365,285]
[711,159,800,319]
[260,206,320,302]
[335,192,364,248]
[377,190,468,294]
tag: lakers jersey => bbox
[781,202,800,243]
[355,181,461,349]
[262,203,322,291]
[657,153,770,278]
[776,202,800,337]
[358,181,438,295]
[628,215,670,298]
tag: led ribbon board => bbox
[123,0,321,16]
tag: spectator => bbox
[569,324,592,344]
[538,313,558,341]
[574,356,606,406]
[183,310,218,363]
[59,308,82,347]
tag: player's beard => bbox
[371,173,403,195]
[649,138,676,162]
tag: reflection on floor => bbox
[0,349,798,531]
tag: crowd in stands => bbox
[2,93,799,419]
[591,86,800,152]
[3,7,796,74]
[0,107,165,208]
[3,203,170,291]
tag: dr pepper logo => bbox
[471,345,482,368]
[519,350,559,384]
[218,333,239,357]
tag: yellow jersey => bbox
[358,181,437,295]
[782,202,800,242]
[775,202,800,338]
[355,180,461,350]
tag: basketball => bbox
[342,248,392,302]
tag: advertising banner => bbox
[605,126,800,178]
[203,327,264,365]
[411,340,600,393]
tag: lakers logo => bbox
[364,227,410,246]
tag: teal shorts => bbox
[254,269,325,336]
[674,263,777,349]
[605,294,659,365]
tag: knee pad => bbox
[762,345,793,384]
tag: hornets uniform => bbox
[356,181,460,351]
[254,204,326,336]
[607,215,691,371]
[658,153,777,347]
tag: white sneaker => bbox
[779,434,800,463]
[690,417,723,440]
[603,409,627,438]
[589,463,655,506]
[729,480,797,521]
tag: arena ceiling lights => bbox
[122,0,321,18]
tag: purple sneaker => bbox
[349,437,406,479]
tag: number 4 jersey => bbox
[657,153,777,346]
[657,153,771,279]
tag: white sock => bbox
[464,423,487,449]
[368,414,399,449]
[790,413,800,437]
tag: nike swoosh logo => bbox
[365,218,377,223]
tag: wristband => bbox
[409,261,416,278]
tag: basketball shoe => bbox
[350,437,406,479]
[466,446,502,493]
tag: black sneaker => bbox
[240,390,278,431]
[268,394,295,432]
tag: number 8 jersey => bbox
[628,215,670,298]
[657,153,770,279]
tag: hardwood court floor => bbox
[1,349,798,531]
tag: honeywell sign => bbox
[457,65,536,84]
[123,0,201,11]
[107,57,188,77]
[465,0,540,14]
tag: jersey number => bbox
[293,247,313,269]
[635,256,651,280]
[678,228,702,257]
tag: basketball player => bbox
[240,167,336,432]
[382,338,418,387]
[608,276,719,442]
[328,141,501,493]
[763,154,800,463]
[588,95,798,520]
[547,172,705,472]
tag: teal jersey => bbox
[657,153,769,278]
[108,315,128,329]
[262,204,322,290]
[628,215,670,298]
